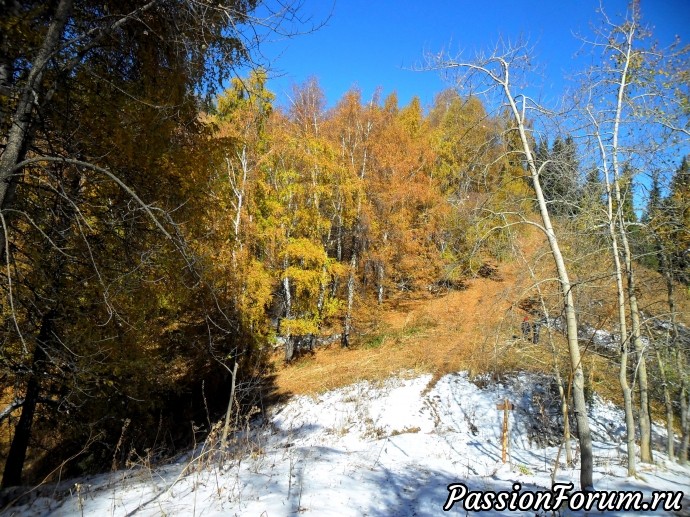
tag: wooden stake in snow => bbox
[496,399,514,463]
[221,362,239,449]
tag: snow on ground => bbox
[4,371,690,516]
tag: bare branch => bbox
[11,157,172,240]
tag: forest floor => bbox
[271,227,546,397]
[5,227,690,516]
[270,225,690,409]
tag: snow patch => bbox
[4,371,689,516]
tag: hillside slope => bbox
[5,228,690,515]
[273,228,546,396]
[8,371,689,516]
[271,225,690,408]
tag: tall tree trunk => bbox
[603,8,653,464]
[282,271,294,361]
[610,195,636,477]
[618,224,653,463]
[340,125,369,349]
[504,86,593,490]
[335,207,343,263]
[1,312,53,487]
[317,263,327,317]
[590,120,637,476]
[341,250,356,348]
[0,0,73,258]
[656,349,674,461]
[658,250,677,460]
[679,365,689,464]
[376,262,384,305]
[228,147,248,247]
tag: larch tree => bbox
[428,90,500,196]
[365,95,445,298]
[258,80,341,361]
[0,0,308,487]
[326,89,377,348]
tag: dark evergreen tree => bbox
[638,169,663,270]
[666,157,690,284]
[583,167,603,203]
[535,135,582,216]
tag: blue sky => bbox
[258,0,690,110]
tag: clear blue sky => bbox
[257,0,690,110]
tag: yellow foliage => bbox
[280,317,319,336]
[283,238,328,266]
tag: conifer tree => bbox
[0,0,305,487]
[667,157,690,284]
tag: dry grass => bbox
[272,226,560,396]
[271,280,515,395]
[270,222,690,428]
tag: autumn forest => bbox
[0,0,689,494]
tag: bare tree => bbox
[586,106,637,475]
[575,3,689,464]
[426,41,594,490]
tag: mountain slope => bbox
[8,371,689,516]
